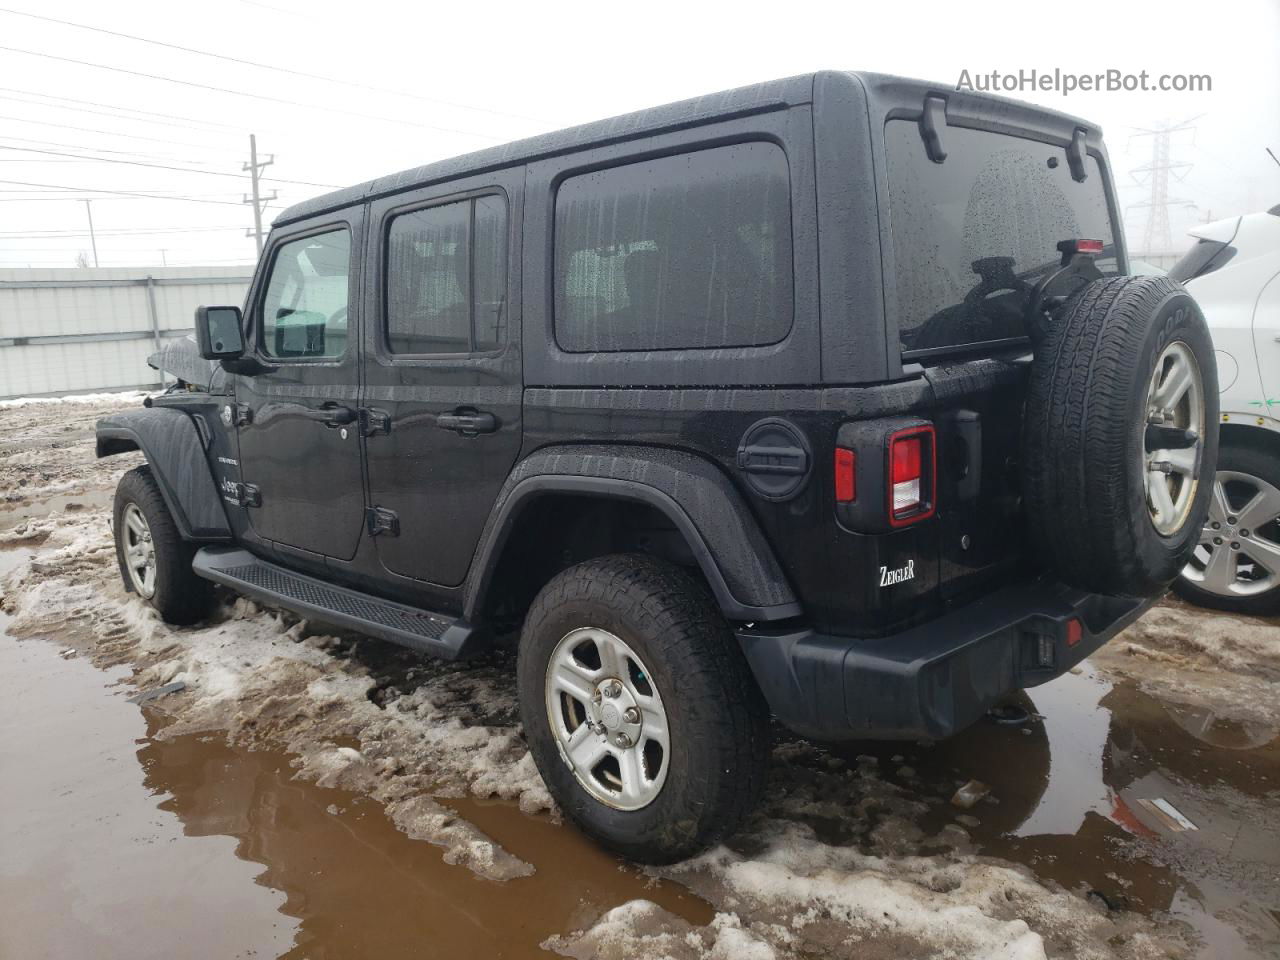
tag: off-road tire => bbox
[1172,442,1280,615]
[113,465,214,625]
[1023,275,1219,597]
[517,554,770,863]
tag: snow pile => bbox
[545,901,778,960]
[1097,601,1280,726]
[645,746,1186,960]
[0,390,152,409]
[0,393,141,509]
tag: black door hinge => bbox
[234,403,253,426]
[366,506,400,537]
[361,407,391,437]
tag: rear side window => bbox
[885,121,1118,356]
[554,142,793,353]
[385,194,508,355]
[261,229,351,360]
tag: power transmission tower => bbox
[1128,118,1200,256]
[242,134,277,257]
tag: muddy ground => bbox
[1,393,1277,960]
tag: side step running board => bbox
[192,546,481,660]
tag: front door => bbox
[362,174,522,586]
[234,212,367,560]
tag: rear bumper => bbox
[737,580,1154,741]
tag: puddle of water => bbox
[0,488,113,526]
[833,664,1280,957]
[0,631,295,960]
[0,624,710,960]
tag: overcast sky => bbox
[1,0,1277,269]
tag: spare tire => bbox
[1023,275,1219,598]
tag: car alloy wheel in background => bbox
[1183,468,1280,599]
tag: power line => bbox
[0,84,242,130]
[0,144,339,188]
[0,7,543,124]
[0,113,244,152]
[0,132,228,164]
[0,225,248,237]
[0,45,504,141]
[0,90,237,136]
[0,178,250,206]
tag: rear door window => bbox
[385,193,508,355]
[885,121,1118,356]
[553,142,793,352]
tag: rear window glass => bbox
[554,142,793,353]
[885,120,1118,355]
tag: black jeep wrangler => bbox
[98,71,1218,863]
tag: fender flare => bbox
[96,408,232,541]
[464,445,802,623]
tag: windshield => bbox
[884,120,1119,357]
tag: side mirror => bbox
[194,305,245,360]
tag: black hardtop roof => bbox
[275,70,1101,227]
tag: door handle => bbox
[435,409,498,436]
[310,403,357,427]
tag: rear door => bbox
[362,171,523,586]
[234,212,367,560]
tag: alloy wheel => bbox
[121,502,158,599]
[1183,469,1280,597]
[1143,341,1205,536]
[544,627,670,811]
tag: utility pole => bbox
[1128,117,1200,257]
[242,133,277,257]
[83,199,99,267]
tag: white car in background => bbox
[1172,206,1280,614]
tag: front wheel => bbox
[517,554,770,863]
[1173,442,1280,615]
[113,465,214,625]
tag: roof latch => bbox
[919,95,948,164]
[1067,128,1089,182]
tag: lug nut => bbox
[1240,529,1250,538]
[1228,516,1237,525]
[1211,521,1221,530]
[1213,537,1223,545]
[603,681,622,699]
[623,707,641,725]
[612,732,632,748]
[1231,541,1241,550]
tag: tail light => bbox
[832,418,937,532]
[887,425,936,526]
[834,448,856,503]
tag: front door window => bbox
[261,230,352,359]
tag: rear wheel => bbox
[113,465,214,625]
[517,554,770,863]
[1173,443,1280,614]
